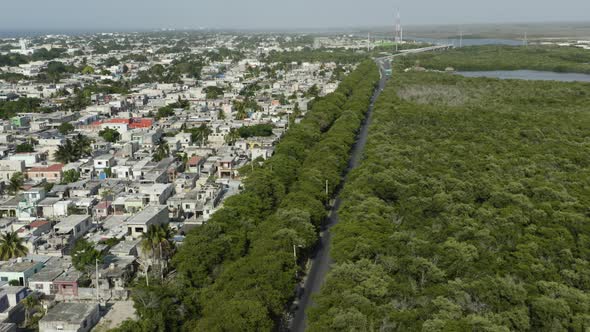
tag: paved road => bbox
[290,60,389,332]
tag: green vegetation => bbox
[99,127,121,143]
[155,99,189,120]
[15,143,34,153]
[0,97,42,119]
[204,86,224,99]
[115,60,380,331]
[0,72,26,83]
[57,122,75,135]
[266,49,368,64]
[397,45,590,73]
[71,239,103,273]
[61,169,80,184]
[0,231,28,260]
[308,70,590,331]
[54,134,93,163]
[7,172,25,195]
[238,124,274,138]
[183,124,211,145]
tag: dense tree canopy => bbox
[118,60,379,331]
[308,68,590,331]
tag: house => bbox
[8,153,42,167]
[0,160,25,183]
[93,255,136,293]
[0,259,44,286]
[139,183,174,205]
[216,154,238,178]
[126,205,169,238]
[28,267,63,296]
[53,215,93,246]
[26,164,64,183]
[52,269,83,298]
[39,302,99,332]
[186,156,205,175]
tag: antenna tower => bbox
[394,10,402,51]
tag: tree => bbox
[73,134,93,158]
[141,224,174,279]
[0,231,28,260]
[224,128,241,145]
[15,143,34,153]
[71,239,102,273]
[54,134,93,163]
[22,295,40,327]
[54,139,76,163]
[61,169,80,184]
[99,128,121,143]
[7,172,24,195]
[81,66,95,75]
[58,122,75,135]
[152,140,170,162]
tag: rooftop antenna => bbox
[394,9,402,52]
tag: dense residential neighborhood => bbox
[0,32,360,330]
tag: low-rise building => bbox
[39,302,99,332]
[126,205,169,238]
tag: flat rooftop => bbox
[40,302,98,323]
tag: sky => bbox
[2,0,590,31]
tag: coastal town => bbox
[0,32,357,331]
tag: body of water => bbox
[456,70,590,82]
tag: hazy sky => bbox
[2,0,590,31]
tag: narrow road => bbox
[290,59,389,332]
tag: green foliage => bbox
[99,127,121,143]
[309,67,590,331]
[0,97,42,119]
[152,140,170,162]
[155,99,189,120]
[265,49,368,64]
[15,143,34,153]
[204,86,224,99]
[57,122,75,135]
[184,124,211,145]
[7,172,24,195]
[397,45,590,73]
[167,60,380,330]
[53,134,93,163]
[71,239,102,273]
[31,48,66,61]
[0,231,28,260]
[61,169,80,184]
[237,124,274,138]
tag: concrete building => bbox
[0,259,44,286]
[39,302,99,332]
[126,205,169,238]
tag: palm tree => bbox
[73,134,93,158]
[22,295,40,327]
[7,172,24,195]
[140,225,174,279]
[54,139,76,163]
[152,140,170,162]
[0,232,29,261]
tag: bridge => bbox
[375,44,454,77]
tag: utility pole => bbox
[367,32,371,52]
[459,30,463,48]
[524,32,528,47]
[95,259,100,303]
